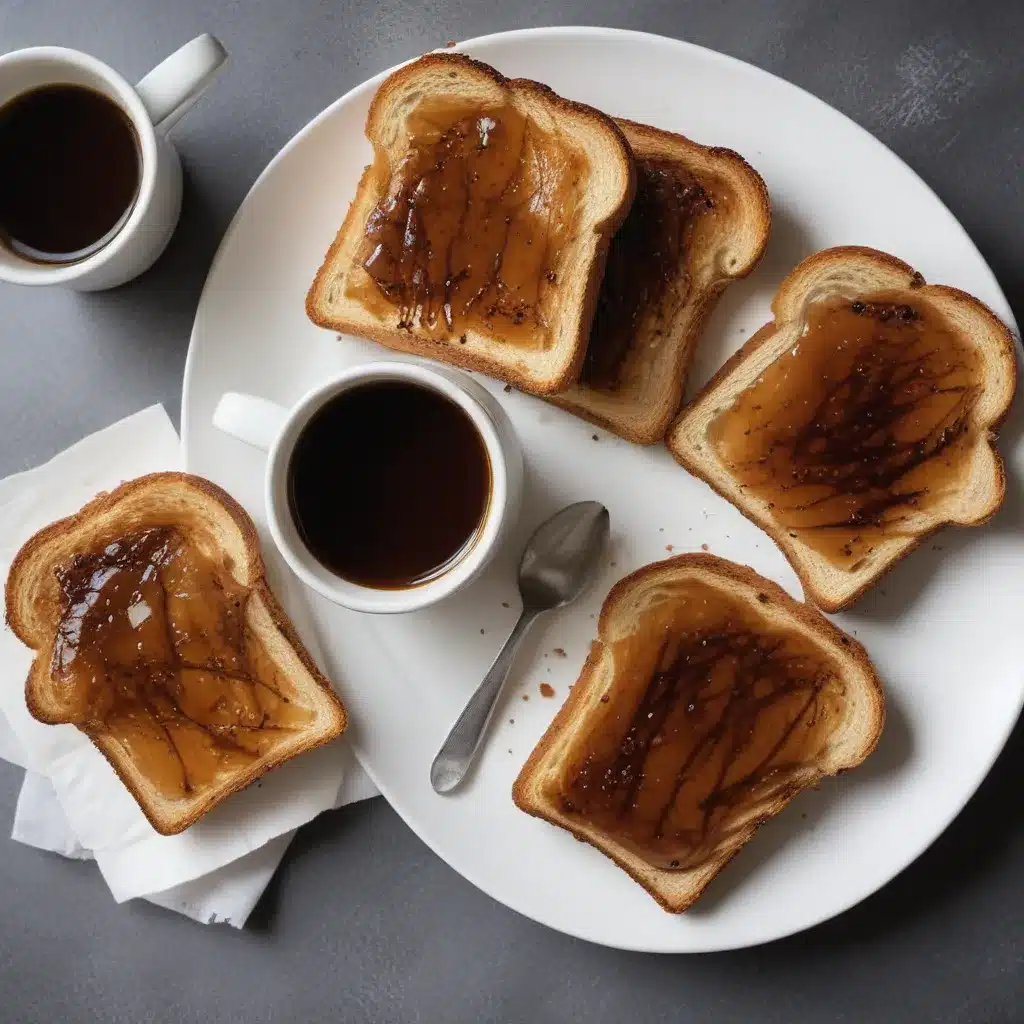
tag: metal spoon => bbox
[430,501,610,794]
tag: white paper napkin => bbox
[0,405,378,925]
[10,737,377,926]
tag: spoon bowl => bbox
[517,501,610,610]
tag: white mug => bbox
[0,34,228,290]
[212,363,524,614]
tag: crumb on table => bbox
[539,682,555,698]
[701,543,709,551]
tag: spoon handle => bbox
[431,608,541,794]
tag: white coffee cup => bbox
[0,34,228,291]
[212,362,524,614]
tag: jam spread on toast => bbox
[557,583,845,870]
[582,158,712,389]
[352,95,585,342]
[52,528,313,800]
[708,294,983,569]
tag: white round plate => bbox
[182,27,1024,951]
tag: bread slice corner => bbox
[665,246,1017,611]
[512,553,884,912]
[550,118,771,443]
[305,51,636,396]
[4,472,347,836]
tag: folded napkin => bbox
[0,406,378,926]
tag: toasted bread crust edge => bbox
[305,51,637,395]
[512,553,885,911]
[614,120,772,287]
[550,119,772,442]
[547,283,723,443]
[4,471,348,836]
[665,246,1018,612]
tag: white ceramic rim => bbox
[0,46,158,286]
[264,360,510,614]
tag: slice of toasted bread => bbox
[550,119,771,443]
[4,472,347,836]
[512,553,884,912]
[306,52,636,396]
[665,247,1017,611]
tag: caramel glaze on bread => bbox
[513,554,884,912]
[306,52,636,396]
[666,247,1017,611]
[4,472,347,835]
[551,118,770,443]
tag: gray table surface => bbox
[1,1,1022,1021]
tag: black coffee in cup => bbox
[0,84,141,264]
[287,380,492,589]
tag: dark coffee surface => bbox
[0,84,140,263]
[287,380,490,587]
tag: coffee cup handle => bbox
[213,392,288,453]
[135,33,228,132]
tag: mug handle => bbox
[135,33,228,132]
[213,392,288,452]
